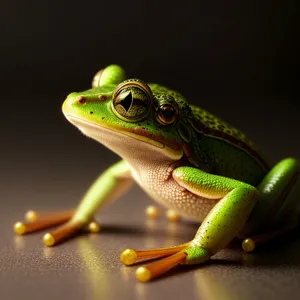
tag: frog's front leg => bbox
[121,167,258,282]
[14,160,133,246]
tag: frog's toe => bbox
[144,206,182,223]
[14,209,95,246]
[145,205,160,219]
[24,209,76,222]
[120,243,190,282]
[43,219,85,246]
[135,251,187,282]
[87,220,101,233]
[14,209,74,235]
[120,243,188,265]
[120,243,214,281]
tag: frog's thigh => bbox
[243,158,300,235]
[173,167,258,256]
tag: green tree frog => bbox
[14,65,300,282]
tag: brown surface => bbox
[1,173,300,300]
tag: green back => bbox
[189,105,270,185]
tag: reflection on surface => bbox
[194,270,246,300]
[120,264,133,282]
[144,219,189,248]
[144,219,158,232]
[13,236,26,250]
[135,282,148,300]
[43,246,55,259]
[164,222,184,247]
[78,236,111,300]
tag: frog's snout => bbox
[62,97,71,115]
[62,93,78,115]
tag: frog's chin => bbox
[65,115,183,161]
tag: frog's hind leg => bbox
[241,158,300,245]
[121,166,259,282]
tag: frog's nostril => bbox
[98,95,107,101]
[77,96,86,104]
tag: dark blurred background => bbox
[1,0,300,192]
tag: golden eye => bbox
[112,79,153,122]
[157,104,177,125]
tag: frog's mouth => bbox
[65,115,183,160]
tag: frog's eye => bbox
[112,79,152,122]
[157,104,178,125]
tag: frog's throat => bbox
[65,115,183,161]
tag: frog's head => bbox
[62,65,194,165]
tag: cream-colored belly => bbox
[130,163,218,222]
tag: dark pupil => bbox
[120,92,132,112]
[113,87,149,120]
[162,105,174,120]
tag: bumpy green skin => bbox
[62,65,300,266]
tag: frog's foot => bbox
[14,209,97,246]
[120,243,211,282]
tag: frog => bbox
[14,64,300,282]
